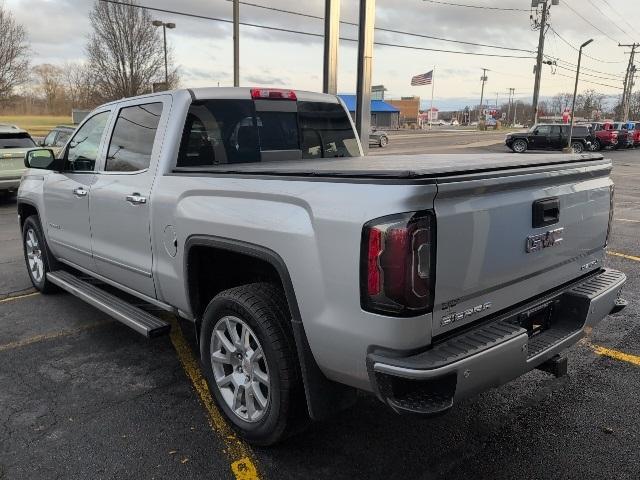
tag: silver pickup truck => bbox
[17,87,627,445]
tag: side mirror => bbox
[24,148,56,170]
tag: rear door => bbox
[89,96,169,298]
[44,111,111,269]
[432,159,612,336]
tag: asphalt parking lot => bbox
[1,141,639,480]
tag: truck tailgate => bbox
[432,158,613,336]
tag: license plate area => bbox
[511,300,560,337]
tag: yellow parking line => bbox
[0,291,39,304]
[592,344,640,367]
[167,315,261,480]
[0,322,105,352]
[607,251,640,263]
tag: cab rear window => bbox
[176,99,359,167]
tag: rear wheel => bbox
[571,141,584,154]
[379,135,388,147]
[22,216,58,293]
[200,283,305,446]
[512,139,528,153]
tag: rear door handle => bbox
[72,187,88,197]
[126,193,147,205]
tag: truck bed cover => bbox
[173,153,608,180]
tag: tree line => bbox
[0,0,178,116]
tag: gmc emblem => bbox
[526,227,564,253]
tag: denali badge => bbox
[441,302,492,327]
[526,227,564,253]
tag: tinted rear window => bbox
[176,99,359,167]
[0,133,36,149]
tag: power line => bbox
[586,0,634,41]
[98,0,535,59]
[601,0,640,39]
[553,63,625,83]
[545,54,625,80]
[422,0,528,12]
[563,1,619,44]
[226,0,536,53]
[553,71,622,90]
[549,27,625,65]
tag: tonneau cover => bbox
[173,153,607,179]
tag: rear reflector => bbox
[250,88,297,100]
[361,211,436,317]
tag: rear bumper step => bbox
[47,270,171,338]
[367,268,626,415]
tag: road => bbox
[1,138,639,480]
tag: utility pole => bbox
[478,68,488,123]
[355,0,376,154]
[507,88,515,125]
[323,0,340,95]
[233,0,239,87]
[532,0,554,125]
[620,43,638,120]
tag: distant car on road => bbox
[0,124,36,195]
[505,124,592,153]
[40,125,75,154]
[369,129,389,147]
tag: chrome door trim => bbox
[49,238,92,257]
[92,252,153,278]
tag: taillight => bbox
[250,88,297,100]
[360,211,436,316]
[606,184,614,247]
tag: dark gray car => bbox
[369,129,389,147]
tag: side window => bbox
[106,102,163,172]
[176,100,259,167]
[536,125,551,135]
[66,111,110,172]
[551,126,562,136]
[42,131,57,147]
[54,131,71,147]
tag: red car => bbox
[590,122,618,151]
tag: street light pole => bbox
[152,20,176,90]
[566,38,594,153]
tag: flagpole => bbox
[429,66,435,130]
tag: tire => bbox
[22,216,58,293]
[591,139,601,151]
[571,141,584,154]
[512,139,528,153]
[200,283,305,446]
[379,135,388,147]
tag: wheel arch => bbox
[17,200,39,229]
[184,235,357,421]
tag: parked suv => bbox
[0,124,36,195]
[613,122,634,148]
[505,124,591,153]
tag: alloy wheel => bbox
[25,228,44,283]
[210,315,270,423]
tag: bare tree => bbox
[33,64,64,113]
[63,62,99,109]
[0,5,30,100]
[87,0,178,101]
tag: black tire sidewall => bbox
[571,142,583,153]
[199,291,290,444]
[22,216,52,292]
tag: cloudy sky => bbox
[5,0,639,109]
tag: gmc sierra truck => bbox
[18,87,627,445]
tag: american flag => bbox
[411,70,433,86]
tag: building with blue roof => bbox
[338,95,400,130]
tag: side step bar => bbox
[47,270,171,338]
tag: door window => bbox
[66,112,110,172]
[106,103,164,172]
[535,125,551,135]
[42,131,57,147]
[55,130,71,147]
